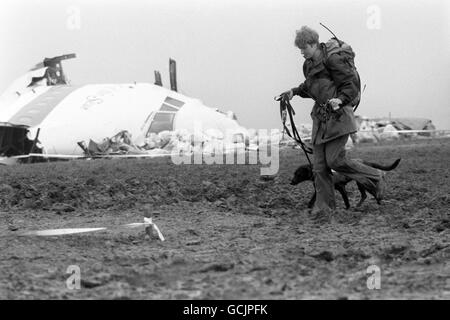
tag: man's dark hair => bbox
[294,26,320,49]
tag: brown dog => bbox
[290,158,401,209]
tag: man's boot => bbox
[310,206,333,223]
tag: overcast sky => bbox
[1,0,449,129]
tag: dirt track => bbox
[0,138,449,299]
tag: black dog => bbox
[290,159,401,209]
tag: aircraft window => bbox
[164,96,184,108]
[145,98,182,135]
[153,112,175,122]
[148,112,176,134]
[160,104,178,112]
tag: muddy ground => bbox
[0,138,449,299]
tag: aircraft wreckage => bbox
[0,54,251,165]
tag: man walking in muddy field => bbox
[281,26,386,220]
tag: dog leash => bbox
[275,95,313,168]
[275,95,318,197]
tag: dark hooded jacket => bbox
[292,43,358,145]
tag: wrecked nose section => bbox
[0,123,42,164]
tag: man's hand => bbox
[328,98,342,111]
[281,90,294,101]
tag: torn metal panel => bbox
[0,122,42,157]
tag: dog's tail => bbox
[362,158,401,171]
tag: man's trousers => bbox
[312,134,382,210]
